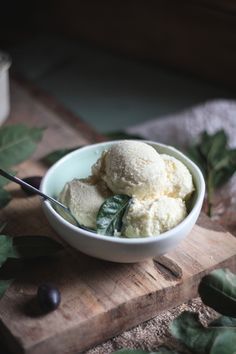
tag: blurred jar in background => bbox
[0,52,11,124]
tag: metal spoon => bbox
[0,168,81,227]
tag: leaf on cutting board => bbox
[8,236,63,259]
[198,268,236,318]
[0,279,13,299]
[0,235,14,267]
[0,188,11,208]
[96,195,131,236]
[42,146,82,166]
[0,124,44,168]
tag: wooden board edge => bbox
[12,253,236,354]
[10,74,106,144]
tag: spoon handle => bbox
[0,168,68,212]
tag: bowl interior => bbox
[42,141,202,212]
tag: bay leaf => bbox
[8,236,63,259]
[0,279,13,298]
[0,125,44,168]
[0,235,13,267]
[207,130,227,165]
[187,145,207,176]
[97,195,131,236]
[43,146,82,166]
[198,268,236,317]
[0,188,11,208]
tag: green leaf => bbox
[170,311,219,354]
[207,130,227,165]
[8,236,63,259]
[0,188,11,208]
[0,235,14,267]
[210,331,236,354]
[0,124,44,168]
[210,316,236,327]
[212,167,236,188]
[97,195,131,236]
[187,145,207,176]
[198,268,236,317]
[0,279,13,298]
[43,146,81,166]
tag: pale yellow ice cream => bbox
[161,154,194,199]
[122,196,187,238]
[92,141,167,199]
[57,141,194,238]
[58,177,111,228]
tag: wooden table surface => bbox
[1,78,236,354]
[0,77,105,354]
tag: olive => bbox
[37,283,61,313]
[21,176,42,195]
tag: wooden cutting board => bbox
[0,79,236,354]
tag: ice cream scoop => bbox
[92,140,167,199]
[58,178,111,229]
[161,154,194,199]
[122,196,187,237]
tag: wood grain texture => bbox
[0,81,236,353]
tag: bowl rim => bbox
[41,139,205,244]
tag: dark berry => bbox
[37,283,61,313]
[21,176,42,195]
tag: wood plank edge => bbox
[15,254,236,354]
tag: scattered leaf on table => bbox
[198,268,236,317]
[187,130,236,216]
[0,279,13,299]
[0,188,11,208]
[8,236,63,259]
[42,146,81,166]
[0,235,13,267]
[170,311,218,354]
[97,195,131,236]
[210,331,236,354]
[0,125,44,168]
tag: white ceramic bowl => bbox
[41,140,205,263]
